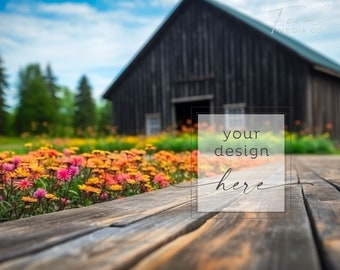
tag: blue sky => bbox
[1,0,339,107]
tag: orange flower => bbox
[21,196,38,203]
[294,120,302,126]
[325,123,333,130]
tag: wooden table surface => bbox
[0,155,339,270]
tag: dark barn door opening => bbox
[174,100,211,131]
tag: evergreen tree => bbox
[58,87,75,136]
[45,64,58,100]
[0,55,9,135]
[44,64,60,135]
[97,100,113,135]
[14,64,55,135]
[74,75,96,136]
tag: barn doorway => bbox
[173,98,212,132]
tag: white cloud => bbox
[116,0,179,9]
[36,2,96,16]
[0,1,165,105]
[150,0,180,7]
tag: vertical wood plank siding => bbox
[109,0,338,139]
[309,70,340,140]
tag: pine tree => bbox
[0,55,9,135]
[14,64,55,135]
[74,75,96,136]
[44,64,60,135]
[58,87,75,136]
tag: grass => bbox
[0,132,338,155]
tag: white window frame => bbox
[224,103,246,129]
[146,113,161,136]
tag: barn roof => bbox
[208,0,340,73]
[103,0,340,99]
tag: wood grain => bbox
[295,156,340,270]
[0,184,192,262]
[0,203,213,270]
[1,156,339,270]
[133,185,321,270]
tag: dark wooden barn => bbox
[103,0,340,140]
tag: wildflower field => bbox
[0,144,202,222]
[0,131,337,222]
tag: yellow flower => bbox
[24,143,33,148]
[145,144,156,152]
[85,177,104,186]
[92,149,105,155]
[127,179,136,185]
[141,174,150,182]
[78,184,101,194]
[87,157,104,168]
[21,196,38,203]
[144,183,154,191]
[13,167,30,178]
[82,153,93,159]
[109,184,123,191]
[29,163,46,176]
[45,193,58,201]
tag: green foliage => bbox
[0,55,9,135]
[0,131,337,155]
[14,64,55,135]
[285,133,334,154]
[55,87,75,136]
[74,75,96,136]
[44,64,60,135]
[153,133,197,152]
[96,101,113,136]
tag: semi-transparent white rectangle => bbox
[197,114,285,212]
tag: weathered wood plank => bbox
[196,161,286,213]
[294,155,340,190]
[0,156,338,270]
[295,157,340,270]
[132,185,321,270]
[0,203,213,270]
[0,184,192,262]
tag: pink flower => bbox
[1,163,15,172]
[63,149,72,156]
[70,156,84,166]
[153,174,169,188]
[61,198,70,207]
[192,150,199,157]
[56,168,72,182]
[0,195,3,201]
[12,157,22,168]
[116,174,130,184]
[69,166,79,176]
[33,188,47,199]
[13,179,34,190]
[100,192,108,201]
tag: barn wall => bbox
[307,70,340,141]
[110,0,311,134]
